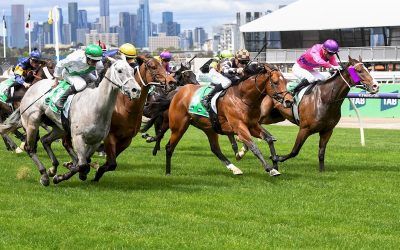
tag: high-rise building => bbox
[119,12,131,44]
[86,29,118,47]
[194,27,207,49]
[130,14,138,45]
[63,23,72,44]
[68,2,78,43]
[99,0,110,33]
[43,22,53,44]
[10,4,25,48]
[162,12,173,24]
[137,0,151,48]
[76,28,89,45]
[53,7,64,45]
[149,32,179,52]
[159,11,180,36]
[78,10,88,28]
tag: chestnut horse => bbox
[0,59,55,151]
[165,64,293,176]
[93,55,176,182]
[239,56,379,171]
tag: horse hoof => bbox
[15,147,24,154]
[269,169,281,177]
[53,175,60,184]
[47,167,57,177]
[227,164,243,175]
[79,173,87,181]
[40,175,50,186]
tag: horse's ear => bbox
[136,55,146,66]
[348,55,353,62]
[106,56,116,64]
[358,55,363,62]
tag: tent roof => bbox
[240,0,400,32]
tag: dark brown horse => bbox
[164,64,293,176]
[93,55,176,181]
[239,56,379,171]
[0,59,55,151]
[141,62,199,154]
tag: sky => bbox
[1,0,296,33]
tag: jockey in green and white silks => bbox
[53,44,104,110]
[201,49,250,110]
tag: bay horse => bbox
[141,62,199,153]
[238,56,379,171]
[92,55,176,182]
[0,56,141,186]
[164,64,293,176]
[0,59,55,152]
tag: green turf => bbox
[0,125,399,249]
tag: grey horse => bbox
[0,57,141,186]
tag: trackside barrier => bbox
[345,92,400,146]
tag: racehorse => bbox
[0,56,141,186]
[0,59,55,152]
[92,55,176,182]
[238,56,379,171]
[141,62,199,153]
[163,64,293,176]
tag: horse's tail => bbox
[140,98,171,133]
[0,108,22,134]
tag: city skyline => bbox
[0,0,295,33]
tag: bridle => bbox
[104,60,135,94]
[338,62,371,91]
[134,58,167,88]
[260,65,290,104]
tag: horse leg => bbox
[250,125,280,170]
[13,129,26,153]
[62,136,78,168]
[2,134,17,151]
[278,128,311,163]
[236,124,280,176]
[318,129,333,172]
[93,135,120,182]
[165,117,190,175]
[206,131,242,175]
[40,127,64,177]
[153,116,169,156]
[53,136,88,184]
[25,125,50,186]
[227,134,241,160]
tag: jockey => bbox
[292,39,341,93]
[53,44,104,110]
[1,48,42,99]
[201,49,250,110]
[103,43,137,67]
[159,50,172,73]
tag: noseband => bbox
[135,59,167,88]
[263,66,290,104]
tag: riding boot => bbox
[201,83,224,111]
[55,85,77,110]
[293,78,310,94]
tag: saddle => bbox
[45,80,71,114]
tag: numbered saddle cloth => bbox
[45,80,71,114]
[0,78,15,103]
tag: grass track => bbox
[0,125,399,249]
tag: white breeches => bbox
[64,75,87,91]
[292,62,327,83]
[208,68,232,89]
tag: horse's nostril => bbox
[132,88,138,93]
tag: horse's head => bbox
[174,63,199,86]
[107,56,141,100]
[263,64,293,108]
[346,56,379,94]
[136,54,176,91]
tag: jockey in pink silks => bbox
[292,39,341,93]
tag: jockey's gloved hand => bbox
[236,68,244,74]
[330,65,342,71]
[23,82,31,88]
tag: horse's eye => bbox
[118,69,122,73]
